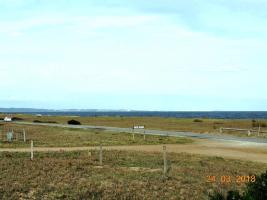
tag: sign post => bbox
[133,125,145,140]
[163,146,167,177]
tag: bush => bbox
[209,191,224,200]
[209,171,267,200]
[33,120,42,123]
[252,120,267,128]
[193,119,203,123]
[68,119,81,125]
[11,117,23,121]
[244,171,267,199]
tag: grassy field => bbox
[0,150,266,200]
[1,114,266,199]
[0,123,192,148]
[1,114,267,138]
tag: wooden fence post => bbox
[23,129,26,142]
[132,128,135,140]
[99,144,103,166]
[163,146,167,176]
[88,149,92,157]
[31,140,34,160]
[143,130,146,140]
[247,130,251,136]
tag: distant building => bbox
[4,117,12,122]
[36,114,42,117]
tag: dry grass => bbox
[1,114,267,138]
[0,150,266,200]
[0,123,192,148]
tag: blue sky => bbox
[0,0,267,111]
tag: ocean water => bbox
[13,111,267,119]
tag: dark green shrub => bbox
[209,171,267,200]
[226,191,242,200]
[11,117,23,121]
[209,191,224,200]
[243,171,267,200]
[68,119,81,125]
[193,119,203,122]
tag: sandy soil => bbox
[1,139,266,163]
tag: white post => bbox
[258,125,261,137]
[247,130,251,136]
[88,150,92,157]
[132,128,135,140]
[163,146,167,176]
[99,144,103,166]
[219,127,223,134]
[31,140,34,160]
[23,129,26,142]
[143,129,146,140]
[12,129,15,141]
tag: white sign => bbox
[133,125,145,129]
[4,117,12,122]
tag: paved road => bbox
[11,121,267,144]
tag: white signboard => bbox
[133,125,145,129]
[4,117,12,122]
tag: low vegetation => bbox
[0,150,266,199]
[1,114,267,138]
[252,119,267,128]
[11,117,23,121]
[0,123,192,148]
[193,119,203,123]
[209,170,267,200]
[68,119,81,125]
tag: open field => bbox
[0,123,192,148]
[1,115,267,199]
[0,150,266,200]
[1,140,267,164]
[1,114,267,138]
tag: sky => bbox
[0,0,267,111]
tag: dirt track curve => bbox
[1,139,267,164]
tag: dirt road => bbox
[1,139,266,163]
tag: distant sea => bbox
[7,111,267,119]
